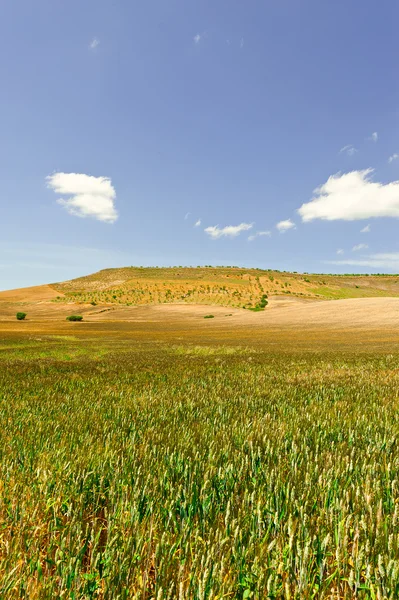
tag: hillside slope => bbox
[49,266,399,309]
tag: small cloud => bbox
[352,243,368,252]
[194,219,201,227]
[204,223,253,239]
[240,37,244,49]
[340,144,358,156]
[369,132,378,142]
[89,38,100,50]
[47,172,118,223]
[336,249,344,255]
[193,34,202,44]
[389,153,399,163]
[248,230,271,241]
[184,212,190,220]
[360,224,371,233]
[276,219,295,233]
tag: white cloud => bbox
[327,253,399,271]
[193,34,202,44]
[337,249,344,255]
[194,219,201,227]
[240,37,244,49]
[369,132,378,142]
[89,38,100,49]
[184,212,190,220]
[47,172,118,223]
[352,243,368,252]
[204,223,253,239]
[248,230,271,242]
[298,169,399,222]
[389,153,399,163]
[340,144,357,156]
[360,224,371,233]
[276,219,295,232]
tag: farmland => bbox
[1,310,399,598]
[2,268,399,597]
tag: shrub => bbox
[66,315,83,322]
[204,315,215,319]
[258,294,268,309]
[16,312,27,321]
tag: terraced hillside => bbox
[51,266,399,310]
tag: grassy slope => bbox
[51,266,399,309]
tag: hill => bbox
[50,266,399,309]
[2,266,399,313]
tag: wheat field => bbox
[1,323,399,598]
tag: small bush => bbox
[258,294,268,309]
[16,312,27,321]
[66,315,83,322]
[204,315,215,319]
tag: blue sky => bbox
[1,0,399,290]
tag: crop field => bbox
[1,321,399,599]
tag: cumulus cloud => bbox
[352,243,368,252]
[248,230,271,242]
[298,169,399,222]
[47,172,118,223]
[337,249,344,255]
[360,224,371,233]
[89,38,100,49]
[389,154,399,163]
[193,34,202,44]
[369,132,378,142]
[327,253,399,271]
[194,219,201,227]
[340,144,357,156]
[276,219,295,233]
[204,223,253,239]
